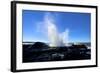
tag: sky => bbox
[22,10,91,43]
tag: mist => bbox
[43,13,69,47]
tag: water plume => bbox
[43,13,69,47]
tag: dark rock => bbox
[31,42,49,49]
[72,44,87,49]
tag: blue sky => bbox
[22,10,91,43]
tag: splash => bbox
[43,13,69,47]
[36,13,69,47]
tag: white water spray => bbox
[43,13,69,47]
